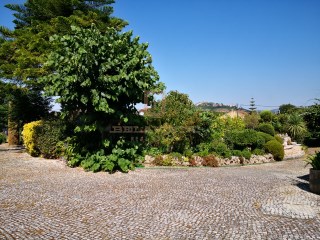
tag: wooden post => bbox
[7,101,19,146]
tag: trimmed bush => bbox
[196,142,211,157]
[252,148,265,155]
[258,123,275,136]
[274,135,283,144]
[232,150,243,157]
[0,133,6,144]
[260,110,273,122]
[225,129,265,150]
[232,149,252,159]
[257,132,275,142]
[241,149,252,159]
[22,120,42,157]
[264,140,284,161]
[213,142,232,158]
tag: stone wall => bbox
[218,154,274,166]
[144,154,275,167]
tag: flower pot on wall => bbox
[309,169,320,194]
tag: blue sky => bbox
[1,0,320,109]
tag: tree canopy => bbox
[279,104,298,114]
[41,25,163,153]
[0,0,128,145]
[5,0,124,29]
[304,99,320,144]
[0,0,127,87]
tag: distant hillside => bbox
[196,102,238,112]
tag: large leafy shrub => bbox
[146,91,211,154]
[264,140,284,161]
[211,116,245,140]
[101,143,138,173]
[67,139,139,173]
[146,123,191,153]
[258,123,275,136]
[22,120,42,156]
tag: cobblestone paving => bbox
[0,150,320,239]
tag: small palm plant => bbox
[305,151,320,170]
[285,113,308,143]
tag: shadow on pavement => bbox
[295,174,310,193]
[297,174,309,182]
[295,174,320,195]
[296,182,310,192]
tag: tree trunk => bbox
[7,101,19,146]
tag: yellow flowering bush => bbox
[22,120,42,157]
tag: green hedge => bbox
[225,129,265,150]
[232,149,252,159]
[22,119,65,158]
[257,132,275,142]
[274,135,283,144]
[35,120,65,159]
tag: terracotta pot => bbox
[309,168,320,194]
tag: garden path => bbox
[0,149,319,239]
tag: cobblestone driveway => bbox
[1,150,320,240]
